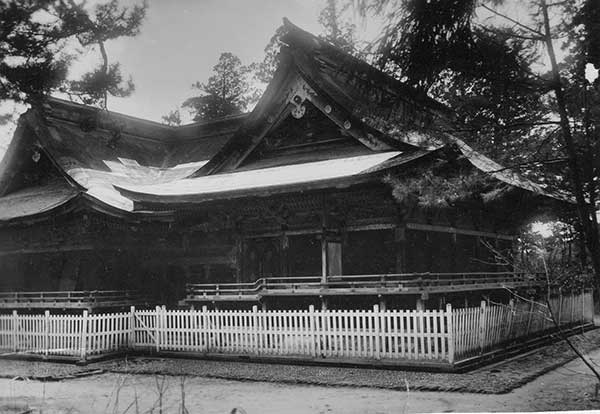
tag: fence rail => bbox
[0,291,593,368]
[0,290,145,310]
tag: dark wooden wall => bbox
[0,182,520,302]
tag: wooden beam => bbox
[243,228,321,239]
[405,223,515,241]
[146,256,233,266]
[345,223,395,232]
[0,244,96,256]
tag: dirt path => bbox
[1,350,600,413]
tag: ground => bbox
[1,331,600,413]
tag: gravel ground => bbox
[1,328,599,394]
[3,352,600,413]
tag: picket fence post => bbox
[251,305,258,355]
[80,310,88,361]
[128,306,136,348]
[557,290,563,326]
[446,303,454,364]
[44,310,50,356]
[507,299,515,339]
[155,305,161,352]
[309,305,317,357]
[12,310,17,352]
[525,300,535,335]
[373,304,381,360]
[478,300,487,353]
[580,289,585,325]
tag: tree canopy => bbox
[252,0,360,87]
[171,0,360,123]
[0,0,147,112]
[182,52,257,122]
[353,0,600,290]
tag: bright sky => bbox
[0,0,337,152]
[0,0,572,152]
[80,0,326,122]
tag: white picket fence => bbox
[0,291,593,366]
[453,291,594,360]
[0,310,131,359]
[136,306,454,362]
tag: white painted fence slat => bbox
[0,291,592,365]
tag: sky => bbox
[0,0,337,151]
[0,0,574,151]
[79,0,327,123]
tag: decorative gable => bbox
[238,101,369,171]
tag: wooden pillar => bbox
[320,296,328,311]
[416,298,424,311]
[280,231,289,278]
[451,232,458,272]
[321,238,328,283]
[234,235,243,284]
[395,223,407,273]
[378,295,387,311]
[261,300,268,311]
[321,200,329,284]
[203,264,211,283]
[425,231,433,272]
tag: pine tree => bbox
[0,0,147,111]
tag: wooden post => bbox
[321,203,328,284]
[321,238,328,283]
[261,301,268,311]
[451,233,458,272]
[557,291,563,327]
[80,310,88,361]
[252,305,259,355]
[416,299,424,311]
[507,299,515,339]
[379,296,387,311]
[44,310,50,357]
[478,300,487,353]
[373,304,381,360]
[202,305,209,352]
[526,300,535,335]
[321,296,328,311]
[155,305,161,352]
[445,303,454,364]
[280,232,289,278]
[395,223,406,273]
[309,305,317,357]
[128,306,136,348]
[161,305,167,350]
[12,310,17,353]
[570,293,575,324]
[235,235,244,284]
[582,289,586,324]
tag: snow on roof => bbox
[67,159,209,211]
[117,151,402,198]
[0,181,78,221]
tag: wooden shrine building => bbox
[0,20,566,311]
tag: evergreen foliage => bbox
[0,0,147,111]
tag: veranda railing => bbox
[0,291,593,367]
[183,272,545,300]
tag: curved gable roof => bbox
[0,21,567,221]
